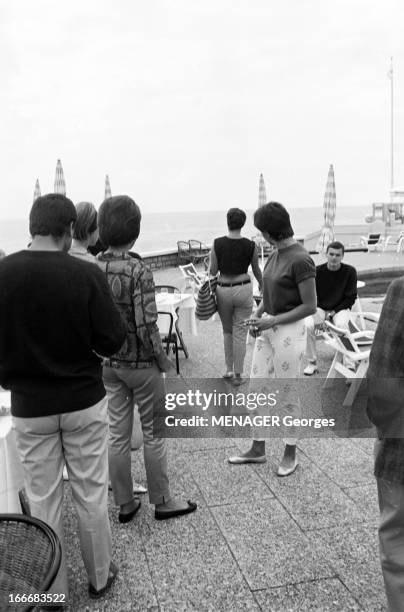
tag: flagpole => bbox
[389,56,394,199]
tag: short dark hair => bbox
[98,196,141,247]
[227,208,246,230]
[73,201,98,241]
[326,241,345,254]
[253,201,294,240]
[29,194,77,238]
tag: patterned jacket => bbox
[96,252,165,369]
[367,276,404,482]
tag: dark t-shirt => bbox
[262,243,316,315]
[214,236,255,275]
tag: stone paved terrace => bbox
[63,252,404,612]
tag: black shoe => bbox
[118,498,141,523]
[88,561,118,599]
[155,500,197,520]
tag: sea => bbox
[0,205,370,256]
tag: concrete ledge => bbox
[140,245,212,270]
[142,250,178,270]
[309,248,368,255]
[358,267,404,296]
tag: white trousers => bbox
[13,397,112,599]
[251,318,307,445]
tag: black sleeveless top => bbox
[214,236,255,275]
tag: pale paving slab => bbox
[248,446,363,531]
[212,499,333,590]
[347,436,376,457]
[254,578,363,611]
[176,319,254,378]
[166,435,236,454]
[298,438,374,488]
[307,524,387,610]
[137,505,260,612]
[189,447,274,507]
[343,483,379,528]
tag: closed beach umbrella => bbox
[257,173,268,265]
[33,179,41,202]
[258,173,267,207]
[104,174,112,199]
[317,164,336,253]
[54,159,66,195]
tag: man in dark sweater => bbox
[304,241,357,375]
[367,277,404,610]
[0,194,126,604]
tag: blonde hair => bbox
[73,202,98,241]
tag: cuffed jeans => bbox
[103,363,170,506]
[216,283,254,374]
[13,397,112,599]
[251,318,307,445]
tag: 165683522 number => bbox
[9,593,66,604]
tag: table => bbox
[156,292,198,336]
[0,391,24,512]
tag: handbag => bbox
[195,276,218,320]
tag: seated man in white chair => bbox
[304,241,357,375]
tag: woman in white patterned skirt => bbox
[228,202,316,476]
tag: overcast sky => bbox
[1,0,403,220]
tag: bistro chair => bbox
[188,240,210,267]
[155,285,189,358]
[157,311,180,374]
[177,241,192,265]
[0,514,61,612]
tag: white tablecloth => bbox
[0,392,24,512]
[156,292,198,336]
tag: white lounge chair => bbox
[383,233,404,253]
[178,263,206,292]
[360,233,384,252]
[322,321,373,406]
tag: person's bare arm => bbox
[250,247,262,291]
[252,277,316,330]
[209,245,218,276]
